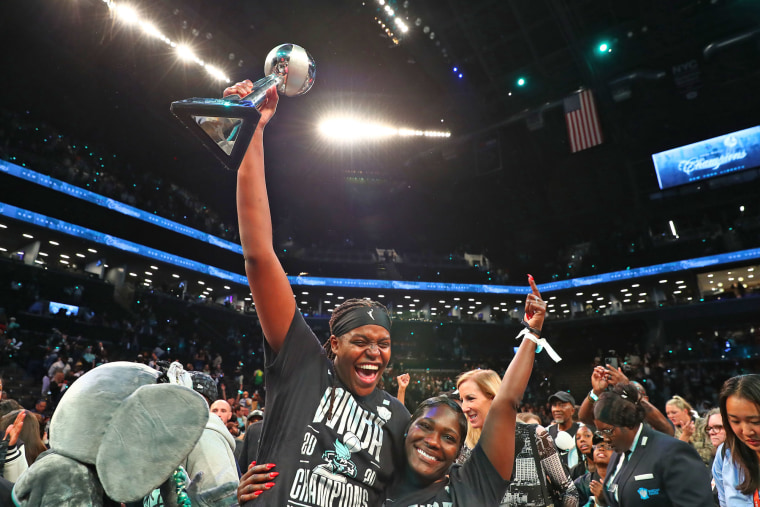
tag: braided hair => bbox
[594,382,646,428]
[321,298,391,418]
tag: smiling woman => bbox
[456,369,578,506]
[382,276,546,506]
[233,81,410,506]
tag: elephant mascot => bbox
[12,361,212,506]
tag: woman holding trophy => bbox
[230,73,410,507]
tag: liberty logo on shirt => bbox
[316,438,359,481]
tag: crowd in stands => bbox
[0,103,759,504]
[0,108,240,244]
[1,294,756,505]
[4,106,760,290]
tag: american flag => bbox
[564,89,603,153]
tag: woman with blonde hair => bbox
[666,395,711,465]
[456,369,501,452]
[457,368,578,505]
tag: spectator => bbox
[46,354,70,379]
[210,400,233,425]
[181,374,238,505]
[711,374,760,506]
[666,395,712,465]
[46,369,68,411]
[704,407,726,465]
[237,411,264,472]
[574,435,613,507]
[0,411,29,483]
[0,401,23,419]
[28,399,49,426]
[570,423,596,480]
[0,409,46,466]
[548,390,580,469]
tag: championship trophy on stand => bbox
[170,44,315,171]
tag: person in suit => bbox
[592,383,713,507]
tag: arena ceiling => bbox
[2,0,760,275]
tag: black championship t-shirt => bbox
[383,444,509,507]
[251,310,410,507]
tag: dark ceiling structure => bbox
[2,0,760,279]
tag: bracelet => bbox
[516,328,562,363]
[588,390,599,402]
[520,319,541,338]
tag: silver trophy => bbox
[171,43,316,170]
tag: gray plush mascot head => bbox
[13,361,208,505]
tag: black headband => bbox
[331,306,391,338]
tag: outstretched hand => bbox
[4,410,26,447]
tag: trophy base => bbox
[170,98,262,171]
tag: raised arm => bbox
[579,366,610,426]
[579,365,674,436]
[641,398,675,436]
[232,82,295,353]
[480,275,544,479]
[396,373,410,406]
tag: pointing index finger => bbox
[527,274,541,297]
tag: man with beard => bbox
[548,391,580,468]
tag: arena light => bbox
[394,18,409,33]
[101,0,230,83]
[319,118,450,141]
[139,21,166,41]
[203,64,228,81]
[112,3,140,25]
[319,119,395,140]
[176,45,198,63]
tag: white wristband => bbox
[517,328,562,363]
